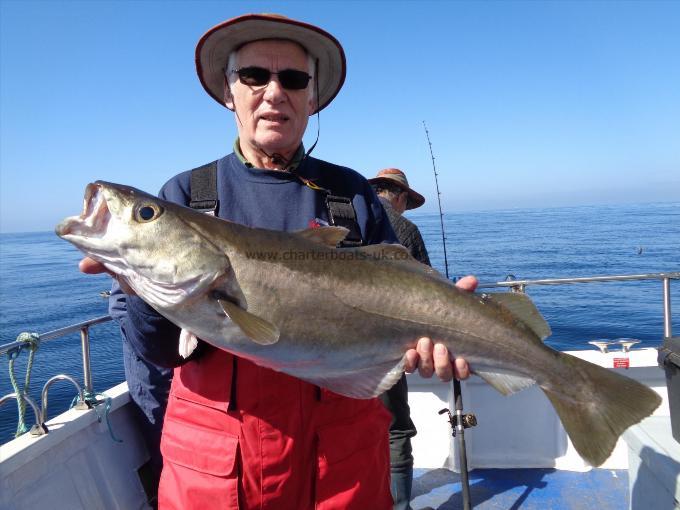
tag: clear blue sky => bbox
[1,0,678,233]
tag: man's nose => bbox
[263,76,286,103]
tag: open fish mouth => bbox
[55,183,111,238]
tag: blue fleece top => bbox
[110,152,397,367]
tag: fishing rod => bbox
[423,121,476,510]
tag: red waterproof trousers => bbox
[158,347,393,509]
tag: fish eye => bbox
[135,203,163,223]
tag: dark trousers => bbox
[380,374,417,510]
[122,335,172,494]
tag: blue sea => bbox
[1,202,678,444]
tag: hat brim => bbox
[196,14,346,113]
[368,177,426,210]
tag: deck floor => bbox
[411,468,628,509]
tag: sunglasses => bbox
[231,66,312,90]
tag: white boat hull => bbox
[0,383,151,510]
[407,348,669,471]
[0,348,671,509]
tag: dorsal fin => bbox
[485,293,552,340]
[296,226,349,247]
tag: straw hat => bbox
[368,168,426,210]
[195,13,346,113]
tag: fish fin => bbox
[218,299,280,345]
[484,293,552,340]
[474,369,535,395]
[305,358,406,399]
[542,352,661,466]
[296,226,349,247]
[178,329,199,358]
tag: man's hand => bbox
[404,275,478,382]
[79,257,136,294]
[79,257,107,275]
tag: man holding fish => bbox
[63,12,660,509]
[79,14,473,510]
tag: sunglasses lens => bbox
[236,67,311,90]
[278,70,312,90]
[237,67,271,86]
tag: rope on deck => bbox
[7,332,40,437]
[71,391,123,443]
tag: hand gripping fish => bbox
[56,182,661,466]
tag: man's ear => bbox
[224,79,235,111]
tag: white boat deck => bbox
[408,348,669,472]
[0,383,151,510]
[0,348,674,510]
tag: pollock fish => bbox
[56,181,661,466]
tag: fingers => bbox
[78,257,136,295]
[433,344,453,381]
[404,338,471,382]
[403,349,419,374]
[79,257,107,274]
[455,275,478,293]
[415,337,434,378]
[453,357,470,380]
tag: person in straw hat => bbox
[81,13,474,509]
[369,168,431,510]
[369,168,430,263]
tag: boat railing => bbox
[0,315,112,437]
[1,271,678,439]
[477,272,679,340]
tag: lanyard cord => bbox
[285,61,327,194]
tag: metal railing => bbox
[477,272,679,339]
[1,271,677,436]
[1,315,112,436]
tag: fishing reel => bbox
[438,408,477,437]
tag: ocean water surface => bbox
[1,201,678,444]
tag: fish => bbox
[56,181,661,467]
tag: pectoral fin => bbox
[218,299,280,345]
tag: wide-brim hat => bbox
[368,168,426,210]
[195,13,346,113]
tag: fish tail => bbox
[542,352,661,466]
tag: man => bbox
[370,168,430,510]
[81,14,474,509]
[370,168,430,265]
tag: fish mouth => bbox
[56,183,111,239]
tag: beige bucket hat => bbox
[368,168,426,210]
[195,13,346,113]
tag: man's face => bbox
[225,40,314,157]
[394,191,408,214]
